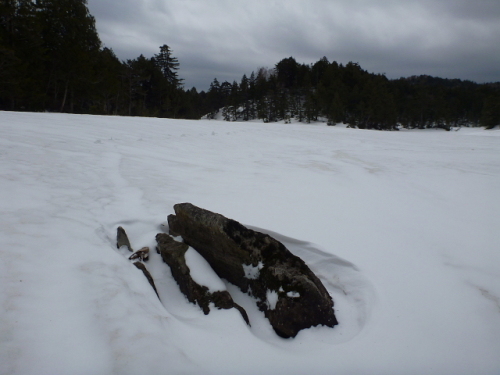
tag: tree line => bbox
[206,57,500,130]
[1,0,499,129]
[0,0,203,118]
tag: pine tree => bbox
[240,74,251,121]
[206,78,221,118]
[40,0,101,111]
[92,47,123,114]
[125,55,158,116]
[276,57,299,89]
[154,44,182,87]
[248,71,257,119]
[0,0,44,109]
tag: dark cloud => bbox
[87,0,500,90]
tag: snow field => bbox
[0,111,499,374]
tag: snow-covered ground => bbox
[1,111,499,375]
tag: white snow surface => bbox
[242,261,263,279]
[266,290,279,310]
[0,111,499,375]
[184,247,226,292]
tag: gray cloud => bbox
[87,0,500,90]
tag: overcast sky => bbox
[86,0,500,91]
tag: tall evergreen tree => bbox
[154,44,182,87]
[92,47,123,114]
[0,0,44,109]
[37,0,101,112]
[276,56,299,89]
[206,78,221,118]
[239,74,251,120]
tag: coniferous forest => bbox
[1,0,499,129]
